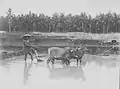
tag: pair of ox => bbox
[47,46,88,66]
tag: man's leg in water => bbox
[24,53,28,62]
[28,52,33,61]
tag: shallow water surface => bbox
[0,54,119,89]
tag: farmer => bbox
[22,33,43,62]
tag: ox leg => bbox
[79,56,83,67]
[51,58,55,68]
[61,58,65,65]
[62,57,68,67]
[61,57,65,67]
[65,58,70,66]
[68,60,70,67]
[47,57,51,64]
[75,57,79,67]
[51,58,55,64]
[80,58,82,66]
[77,58,79,67]
[67,59,70,65]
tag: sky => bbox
[0,0,120,17]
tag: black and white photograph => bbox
[0,0,120,89]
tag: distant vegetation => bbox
[0,8,120,33]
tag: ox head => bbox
[84,47,88,51]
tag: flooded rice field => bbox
[0,54,119,89]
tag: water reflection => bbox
[23,62,33,84]
[22,54,120,85]
[83,54,118,69]
[0,54,119,89]
[0,60,12,73]
[48,64,86,81]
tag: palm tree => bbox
[7,8,12,32]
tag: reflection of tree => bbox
[23,62,33,84]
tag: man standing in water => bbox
[22,33,43,62]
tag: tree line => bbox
[0,8,120,33]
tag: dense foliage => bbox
[1,8,120,33]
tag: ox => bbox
[47,47,71,65]
[47,46,88,67]
[67,46,88,66]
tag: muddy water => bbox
[0,54,119,89]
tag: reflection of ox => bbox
[48,66,86,80]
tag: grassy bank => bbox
[0,32,120,40]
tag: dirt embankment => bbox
[1,32,119,51]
